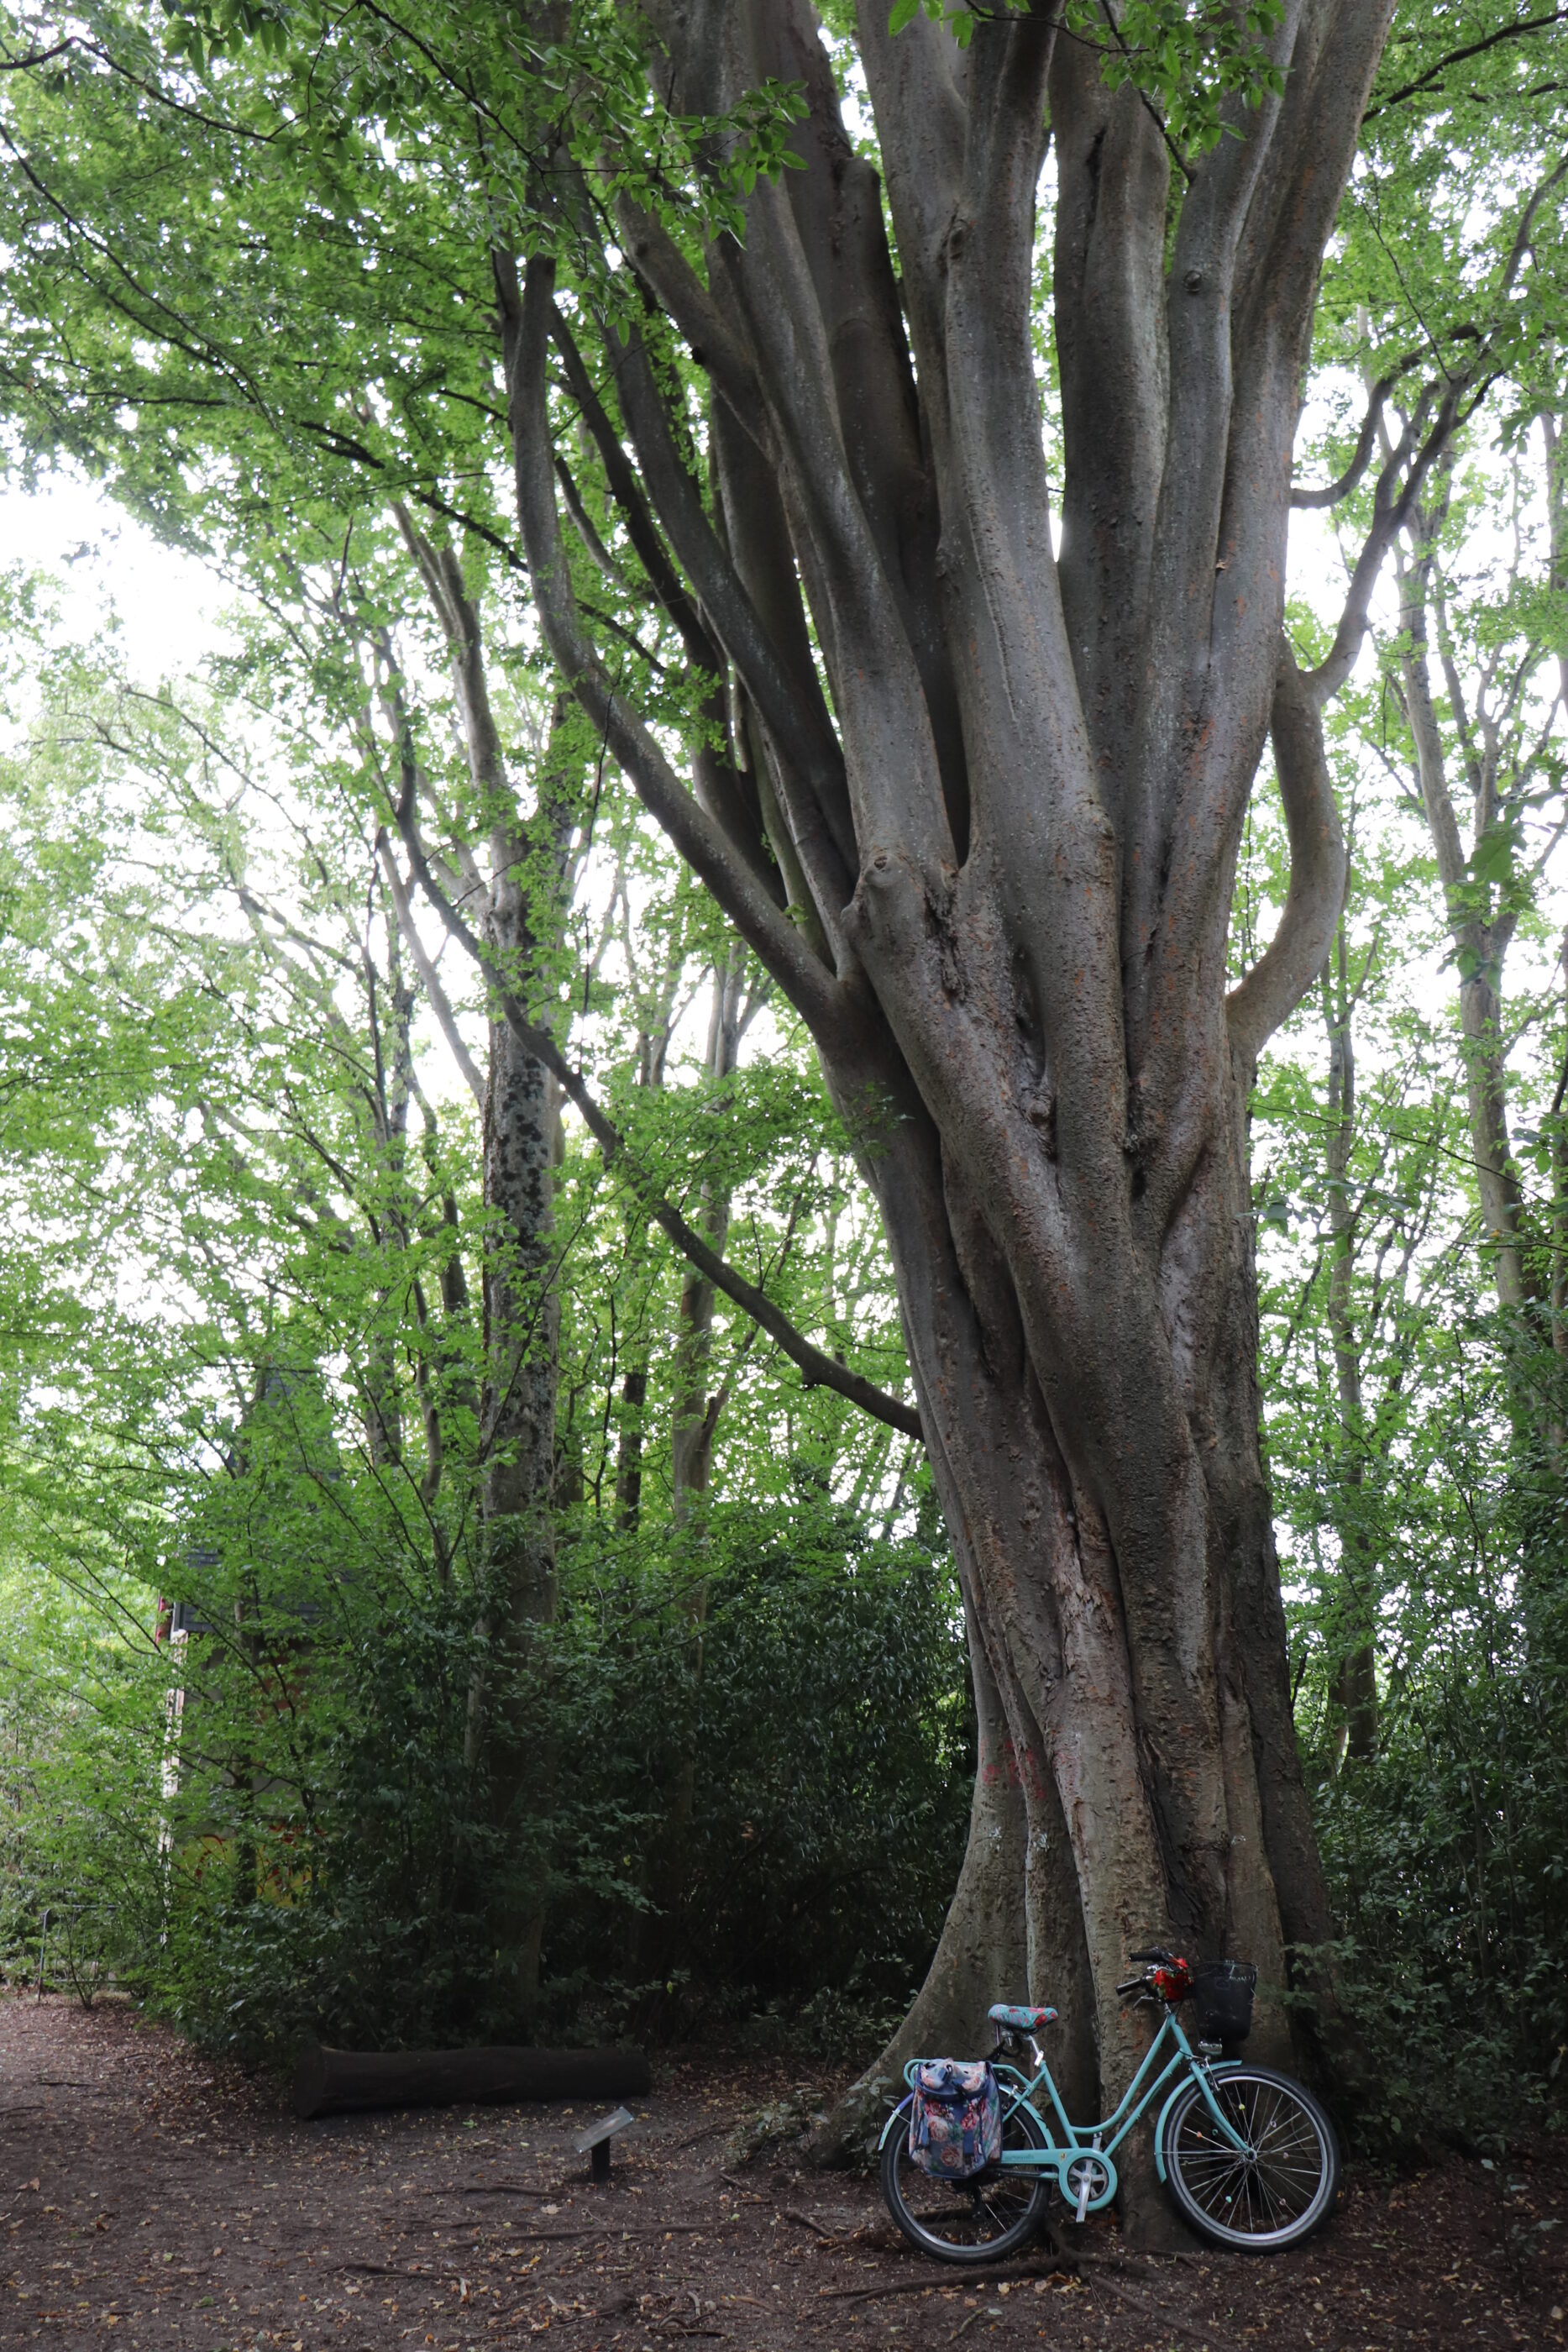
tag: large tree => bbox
[8,0,1566,2155]
[482,0,1393,2127]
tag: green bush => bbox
[1,1467,971,2071]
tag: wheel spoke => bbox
[884,2107,1050,2261]
[1167,2071,1334,2248]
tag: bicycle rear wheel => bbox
[1162,2066,1340,2250]
[880,2096,1051,2265]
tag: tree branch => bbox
[547,303,715,672]
[611,190,768,438]
[553,308,788,908]
[496,246,843,1039]
[554,454,626,583]
[607,315,857,923]
[375,835,486,1110]
[1290,354,1422,508]
[1227,640,1348,1069]
[1366,8,1568,117]
[395,769,920,1442]
[1303,379,1471,707]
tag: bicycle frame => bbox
[885,2006,1251,2215]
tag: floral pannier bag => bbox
[907,2060,1003,2179]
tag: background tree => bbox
[0,571,963,2058]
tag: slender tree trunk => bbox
[395,521,579,2014]
[641,943,751,1970]
[1544,418,1568,1452]
[472,793,569,2017]
[361,940,417,1468]
[669,940,748,1515]
[614,1365,648,1530]
[1322,936,1377,1766]
[479,850,562,1624]
[1397,511,1526,1310]
[613,933,681,1534]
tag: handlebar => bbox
[1129,1945,1175,1964]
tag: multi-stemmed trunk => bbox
[496,0,1392,2152]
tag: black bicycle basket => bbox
[1190,1959,1256,2041]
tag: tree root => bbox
[821,2235,1230,2352]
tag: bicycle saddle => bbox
[988,2003,1058,2032]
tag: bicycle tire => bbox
[880,2096,1052,2265]
[1162,2066,1340,2250]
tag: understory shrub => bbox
[0,1474,971,2071]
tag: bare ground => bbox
[2,1992,1565,2352]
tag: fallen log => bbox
[293,2040,652,2122]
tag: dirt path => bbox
[2,1993,1563,2351]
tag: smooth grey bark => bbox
[496,0,1398,2178]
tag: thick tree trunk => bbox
[811,1005,1310,2139]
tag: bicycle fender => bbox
[1016,2095,1058,2145]
[878,2092,913,2152]
[1152,2062,1243,2182]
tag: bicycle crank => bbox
[1060,2150,1116,2221]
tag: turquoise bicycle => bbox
[879,1949,1340,2262]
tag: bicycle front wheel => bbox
[880,2096,1052,2265]
[1162,2066,1340,2250]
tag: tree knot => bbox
[1024,1085,1057,1158]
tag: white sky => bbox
[0,466,233,680]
